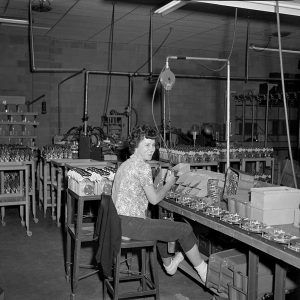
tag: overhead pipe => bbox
[249,44,300,54]
[149,9,153,75]
[28,1,82,73]
[57,68,85,135]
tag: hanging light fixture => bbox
[31,0,52,12]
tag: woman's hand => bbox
[165,170,176,186]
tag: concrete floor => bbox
[0,207,214,300]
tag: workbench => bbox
[159,198,300,300]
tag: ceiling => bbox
[1,0,300,58]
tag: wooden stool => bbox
[104,238,160,300]
[65,189,101,300]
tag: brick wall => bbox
[0,28,298,147]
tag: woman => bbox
[112,125,207,282]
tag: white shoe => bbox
[164,252,184,275]
[195,261,207,283]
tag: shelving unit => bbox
[0,110,39,147]
[0,162,31,236]
[102,114,126,139]
[232,97,299,157]
[240,157,275,184]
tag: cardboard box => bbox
[206,249,273,297]
[250,186,300,210]
[250,206,295,225]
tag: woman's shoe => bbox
[164,252,184,275]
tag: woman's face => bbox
[135,137,156,161]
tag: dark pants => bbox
[120,215,197,258]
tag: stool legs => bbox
[56,170,62,227]
[104,244,159,300]
[1,207,5,226]
[65,192,72,282]
[150,245,160,299]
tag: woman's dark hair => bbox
[128,125,159,153]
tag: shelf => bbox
[0,122,39,125]
[0,112,38,116]
[0,135,37,139]
[0,106,38,147]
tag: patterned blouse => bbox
[112,153,153,218]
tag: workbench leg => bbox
[32,161,38,223]
[65,192,72,281]
[57,171,62,227]
[51,164,56,221]
[20,205,25,226]
[43,161,48,217]
[25,167,32,236]
[1,207,5,226]
[274,262,286,300]
[71,196,84,299]
[38,161,42,209]
[247,249,259,300]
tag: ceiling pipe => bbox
[249,44,300,54]
[57,69,86,135]
[28,1,82,73]
[149,9,153,75]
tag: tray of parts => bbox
[241,219,267,233]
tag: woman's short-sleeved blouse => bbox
[112,154,153,218]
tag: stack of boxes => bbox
[206,248,297,299]
[249,186,300,226]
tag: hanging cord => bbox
[244,18,249,83]
[151,66,172,162]
[103,2,115,120]
[166,90,172,146]
[199,8,237,73]
[250,36,272,52]
[275,1,297,188]
[134,27,173,74]
[129,78,138,128]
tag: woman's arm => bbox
[143,172,176,205]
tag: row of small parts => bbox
[67,166,116,196]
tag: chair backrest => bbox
[94,194,121,278]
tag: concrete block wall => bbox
[0,27,299,148]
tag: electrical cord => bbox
[199,8,238,73]
[275,1,297,188]
[250,36,272,52]
[151,65,172,163]
[134,27,173,74]
[103,2,115,118]
[129,78,138,127]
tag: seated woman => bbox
[112,125,207,282]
